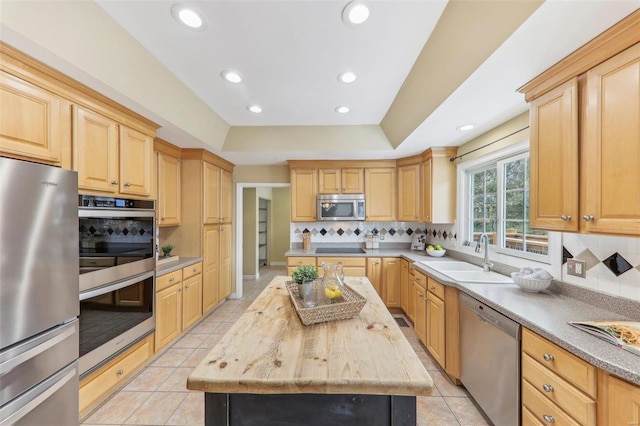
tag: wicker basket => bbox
[286,281,367,326]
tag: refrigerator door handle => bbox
[0,367,76,425]
[0,326,76,375]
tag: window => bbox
[465,151,548,260]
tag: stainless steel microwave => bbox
[317,194,365,221]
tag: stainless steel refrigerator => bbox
[0,157,79,425]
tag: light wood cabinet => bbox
[220,169,233,223]
[529,78,579,231]
[414,272,427,345]
[365,167,396,221]
[366,257,382,297]
[286,256,317,276]
[291,168,318,222]
[602,374,640,426]
[318,168,364,194]
[203,225,220,313]
[73,105,153,198]
[397,163,421,221]
[219,223,232,301]
[522,328,597,426]
[425,278,446,368]
[421,148,457,223]
[316,257,366,277]
[155,262,203,351]
[73,106,119,194]
[582,43,640,235]
[400,259,410,314]
[157,150,181,226]
[203,161,221,224]
[407,264,416,322]
[382,257,400,308]
[79,334,153,415]
[0,70,71,166]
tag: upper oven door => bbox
[79,205,155,293]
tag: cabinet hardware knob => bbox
[185,285,189,289]
[542,384,554,393]
[561,215,571,221]
[430,286,435,291]
[169,278,175,282]
[161,217,165,221]
[178,288,182,292]
[124,182,131,187]
[583,215,594,221]
[111,180,119,185]
[117,369,124,375]
[543,414,555,423]
[543,353,554,361]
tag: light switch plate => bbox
[567,259,586,278]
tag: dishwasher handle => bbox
[460,293,521,339]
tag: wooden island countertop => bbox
[187,276,433,397]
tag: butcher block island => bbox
[187,276,434,426]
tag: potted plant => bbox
[291,264,319,307]
[161,243,174,257]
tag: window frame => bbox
[457,141,559,266]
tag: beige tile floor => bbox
[82,266,490,426]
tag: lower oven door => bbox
[79,270,155,377]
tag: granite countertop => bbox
[285,247,640,385]
[187,275,433,396]
[156,256,203,276]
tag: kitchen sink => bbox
[419,261,513,283]
[440,270,514,284]
[419,261,482,271]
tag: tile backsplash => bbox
[291,222,456,245]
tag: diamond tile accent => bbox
[437,230,442,238]
[107,227,114,235]
[311,229,319,236]
[345,228,353,236]
[388,228,396,236]
[372,228,378,235]
[140,228,146,236]
[319,229,327,236]
[432,230,437,238]
[114,227,122,235]
[562,246,573,265]
[602,252,633,277]
[130,227,139,236]
[294,228,301,234]
[328,229,336,236]
[380,228,388,235]
[354,228,361,236]
[406,228,413,236]
[337,228,344,236]
[443,231,448,239]
[397,229,405,236]
[303,228,310,233]
[122,228,129,236]
[576,249,600,271]
[89,226,96,234]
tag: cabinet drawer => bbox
[79,336,152,413]
[317,257,366,268]
[426,277,445,299]
[522,328,597,398]
[182,262,202,280]
[522,380,581,426]
[522,406,545,426]
[287,256,316,267]
[522,353,596,426]
[157,270,182,292]
[414,272,426,290]
[343,266,366,277]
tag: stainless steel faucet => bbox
[475,233,494,272]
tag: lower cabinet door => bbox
[183,275,202,329]
[155,282,182,351]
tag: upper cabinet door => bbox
[157,152,181,226]
[341,168,364,193]
[120,126,153,197]
[73,106,119,193]
[0,71,70,166]
[397,164,420,221]
[203,162,221,224]
[365,167,396,221]
[529,78,579,232]
[318,168,341,194]
[220,169,233,223]
[291,168,318,222]
[583,43,640,235]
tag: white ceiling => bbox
[63,1,640,164]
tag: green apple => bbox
[435,245,443,250]
[427,245,434,250]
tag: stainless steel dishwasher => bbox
[459,293,521,426]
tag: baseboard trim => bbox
[269,261,286,266]
[243,275,257,280]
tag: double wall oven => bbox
[78,195,155,378]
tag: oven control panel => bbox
[79,195,154,209]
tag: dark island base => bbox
[205,393,417,426]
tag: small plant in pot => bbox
[161,243,174,257]
[291,265,319,306]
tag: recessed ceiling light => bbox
[335,106,350,114]
[342,1,371,26]
[338,71,357,84]
[221,70,243,84]
[457,124,475,131]
[171,4,206,30]
[247,105,262,114]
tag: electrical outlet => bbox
[567,259,586,278]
